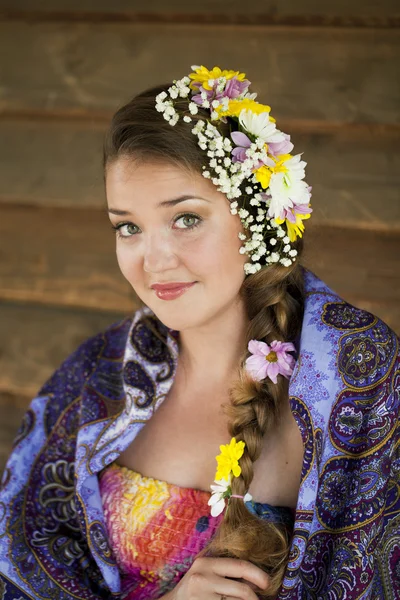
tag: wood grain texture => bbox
[0,391,31,477]
[0,204,398,329]
[0,0,398,27]
[0,22,398,124]
[0,204,134,313]
[0,301,124,398]
[0,120,399,229]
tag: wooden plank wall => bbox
[0,0,399,474]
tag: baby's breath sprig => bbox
[155,66,312,274]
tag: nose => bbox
[143,232,180,274]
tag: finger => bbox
[207,573,261,600]
[202,557,270,593]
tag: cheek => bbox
[185,225,246,280]
[116,245,140,284]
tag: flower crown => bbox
[155,65,312,275]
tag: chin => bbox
[146,306,201,332]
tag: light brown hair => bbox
[103,83,305,597]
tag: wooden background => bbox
[0,0,399,474]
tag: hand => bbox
[169,556,270,599]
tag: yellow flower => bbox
[255,165,272,189]
[276,211,312,242]
[189,66,247,90]
[218,98,273,119]
[215,437,246,481]
[254,154,291,189]
[271,153,291,173]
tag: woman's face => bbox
[106,158,248,331]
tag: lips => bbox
[151,282,195,291]
[151,281,196,301]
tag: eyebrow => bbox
[108,195,211,216]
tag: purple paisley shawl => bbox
[0,268,399,599]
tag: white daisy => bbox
[267,155,312,219]
[239,110,286,144]
[208,476,231,517]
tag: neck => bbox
[175,298,249,385]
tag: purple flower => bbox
[278,202,313,223]
[245,339,296,384]
[191,75,251,106]
[231,131,252,162]
[230,131,274,168]
[192,90,212,105]
[267,133,294,157]
[224,76,251,99]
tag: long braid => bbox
[198,259,305,597]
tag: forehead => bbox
[106,158,218,205]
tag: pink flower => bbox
[245,340,296,384]
[230,131,274,168]
[267,133,294,157]
[191,75,251,105]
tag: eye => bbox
[173,213,202,230]
[111,222,139,239]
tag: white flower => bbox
[208,476,231,517]
[280,257,293,267]
[267,154,311,220]
[239,110,286,144]
[164,105,176,117]
[155,91,168,103]
[169,114,179,126]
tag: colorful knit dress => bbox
[99,462,295,600]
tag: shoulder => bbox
[302,267,399,377]
[295,267,399,458]
[297,272,399,588]
[37,314,134,399]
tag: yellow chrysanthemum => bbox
[254,165,272,189]
[254,153,292,189]
[276,211,312,242]
[218,98,273,120]
[215,437,246,481]
[271,153,292,172]
[189,66,247,91]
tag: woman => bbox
[0,66,399,600]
